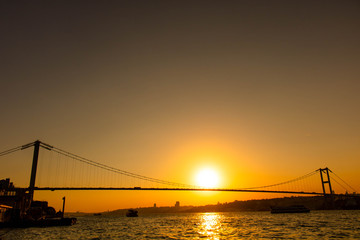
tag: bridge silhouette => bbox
[1,140,357,201]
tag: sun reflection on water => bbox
[198,213,222,239]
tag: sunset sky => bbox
[1,1,359,212]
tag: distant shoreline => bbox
[68,195,360,216]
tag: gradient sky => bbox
[1,1,359,212]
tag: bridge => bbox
[1,140,358,201]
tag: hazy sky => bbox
[1,1,359,211]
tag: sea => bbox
[1,210,359,239]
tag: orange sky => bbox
[1,1,359,212]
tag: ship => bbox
[271,205,310,214]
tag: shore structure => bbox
[0,178,76,228]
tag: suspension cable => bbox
[242,170,318,190]
[51,147,196,188]
[330,177,350,192]
[329,170,357,193]
[0,145,23,157]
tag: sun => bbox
[196,168,219,188]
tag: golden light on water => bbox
[199,213,222,239]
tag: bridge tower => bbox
[21,140,52,200]
[29,140,40,200]
[319,167,333,195]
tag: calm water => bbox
[1,210,360,239]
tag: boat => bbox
[271,205,310,214]
[126,209,138,217]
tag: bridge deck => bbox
[34,187,323,195]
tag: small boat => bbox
[126,209,138,217]
[271,205,310,214]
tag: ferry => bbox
[126,209,138,217]
[271,205,310,214]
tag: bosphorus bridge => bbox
[0,140,358,201]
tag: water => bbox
[1,210,360,239]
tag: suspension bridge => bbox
[1,140,358,201]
